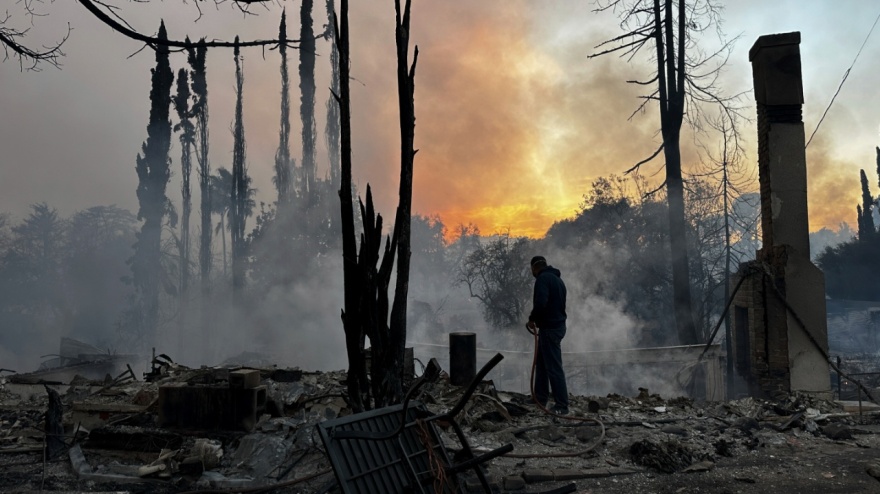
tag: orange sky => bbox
[1,1,877,240]
[341,0,871,239]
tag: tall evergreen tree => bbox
[186,38,212,296]
[131,21,174,347]
[173,68,194,295]
[299,0,317,204]
[859,168,875,240]
[231,38,248,292]
[325,0,341,188]
[274,10,293,206]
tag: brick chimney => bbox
[730,32,831,397]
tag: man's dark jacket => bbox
[528,266,567,329]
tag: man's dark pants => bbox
[535,324,569,409]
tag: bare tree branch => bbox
[77,0,298,49]
[625,142,664,174]
[0,9,69,70]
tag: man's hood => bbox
[542,266,562,278]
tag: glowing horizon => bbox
[0,0,874,244]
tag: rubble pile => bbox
[2,359,880,493]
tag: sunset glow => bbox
[0,0,875,242]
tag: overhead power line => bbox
[805,9,880,149]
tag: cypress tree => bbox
[299,0,317,205]
[131,21,174,347]
[231,38,248,292]
[186,39,212,295]
[325,0,341,188]
[860,169,875,239]
[173,68,194,295]
[274,11,293,206]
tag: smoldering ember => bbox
[5,1,880,494]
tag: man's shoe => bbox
[551,405,569,416]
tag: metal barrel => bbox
[449,332,476,386]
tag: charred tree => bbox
[647,0,695,345]
[359,187,397,408]
[381,0,418,405]
[231,38,248,292]
[333,0,369,412]
[274,10,294,206]
[325,0,341,189]
[187,39,212,297]
[591,0,742,345]
[173,68,195,296]
[131,21,173,347]
[333,0,419,410]
[299,0,317,206]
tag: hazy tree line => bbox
[1,0,429,411]
[0,205,138,359]
[0,3,337,359]
[818,147,880,301]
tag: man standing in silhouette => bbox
[527,255,569,415]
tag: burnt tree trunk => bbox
[334,0,419,410]
[655,0,697,345]
[380,0,418,405]
[358,187,396,407]
[334,0,369,413]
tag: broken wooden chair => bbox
[317,353,513,493]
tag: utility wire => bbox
[805,9,880,149]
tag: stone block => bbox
[158,383,267,431]
[502,476,525,491]
[229,369,261,389]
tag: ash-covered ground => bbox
[2,359,880,494]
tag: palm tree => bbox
[210,167,255,276]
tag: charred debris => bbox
[3,341,880,493]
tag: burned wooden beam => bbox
[84,425,184,452]
[44,385,65,459]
